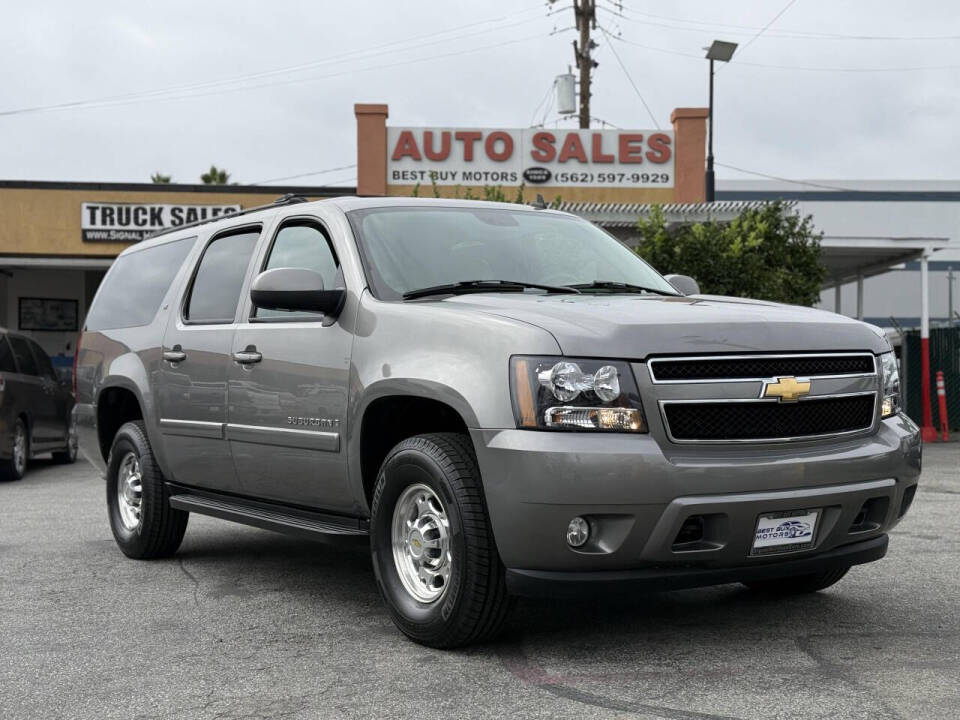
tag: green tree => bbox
[150,172,172,183]
[635,201,825,306]
[200,165,230,184]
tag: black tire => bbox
[0,417,29,481]
[743,566,850,594]
[106,420,188,559]
[370,433,511,649]
[52,416,78,464]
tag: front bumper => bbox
[471,414,921,579]
[507,534,888,597]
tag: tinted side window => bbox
[185,229,260,324]
[29,342,56,380]
[86,237,194,331]
[255,223,340,319]
[8,336,38,376]
[0,336,16,373]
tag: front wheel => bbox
[370,433,510,648]
[106,421,188,559]
[743,566,849,594]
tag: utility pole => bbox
[572,0,597,129]
[706,56,715,202]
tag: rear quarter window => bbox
[8,335,38,376]
[85,236,195,331]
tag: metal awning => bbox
[560,201,952,290]
[558,200,783,227]
[818,237,950,288]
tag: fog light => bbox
[566,516,590,548]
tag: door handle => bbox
[163,349,186,363]
[232,347,262,365]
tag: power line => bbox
[599,4,960,41]
[598,25,659,128]
[733,0,798,60]
[714,163,860,192]
[251,164,357,185]
[529,80,556,127]
[1,30,567,117]
[0,8,556,118]
[323,174,358,187]
[610,34,960,72]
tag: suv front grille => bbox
[649,354,875,382]
[663,394,876,442]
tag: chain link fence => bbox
[904,326,960,431]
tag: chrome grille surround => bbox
[647,352,877,384]
[645,353,881,444]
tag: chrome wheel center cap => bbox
[408,529,425,558]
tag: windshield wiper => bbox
[402,279,581,300]
[568,281,679,297]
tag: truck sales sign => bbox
[386,127,674,189]
[81,202,241,242]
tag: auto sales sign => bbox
[81,202,241,242]
[386,127,674,189]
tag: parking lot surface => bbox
[2,445,958,720]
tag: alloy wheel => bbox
[391,483,452,603]
[116,451,143,531]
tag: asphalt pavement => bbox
[2,444,958,720]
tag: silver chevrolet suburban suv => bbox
[76,196,921,648]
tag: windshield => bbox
[346,206,678,300]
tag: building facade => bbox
[2,104,956,378]
[0,181,345,367]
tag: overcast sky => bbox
[2,0,958,187]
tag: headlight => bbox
[880,351,900,418]
[510,356,647,432]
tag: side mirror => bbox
[250,267,345,317]
[664,274,700,296]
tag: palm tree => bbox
[150,172,172,183]
[200,165,231,184]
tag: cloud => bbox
[0,0,956,183]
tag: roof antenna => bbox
[531,194,547,210]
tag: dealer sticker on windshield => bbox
[751,509,820,555]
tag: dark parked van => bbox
[0,330,77,480]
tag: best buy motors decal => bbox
[81,202,240,242]
[755,521,813,543]
[386,127,674,188]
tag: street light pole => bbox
[703,40,737,204]
[706,57,715,203]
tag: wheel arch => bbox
[95,380,147,462]
[351,380,479,512]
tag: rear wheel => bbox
[370,433,510,648]
[106,421,188,559]
[0,418,29,481]
[743,566,849,594]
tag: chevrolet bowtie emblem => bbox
[762,376,811,402]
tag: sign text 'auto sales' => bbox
[387,127,674,188]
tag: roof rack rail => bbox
[146,193,310,240]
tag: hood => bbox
[432,293,889,357]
